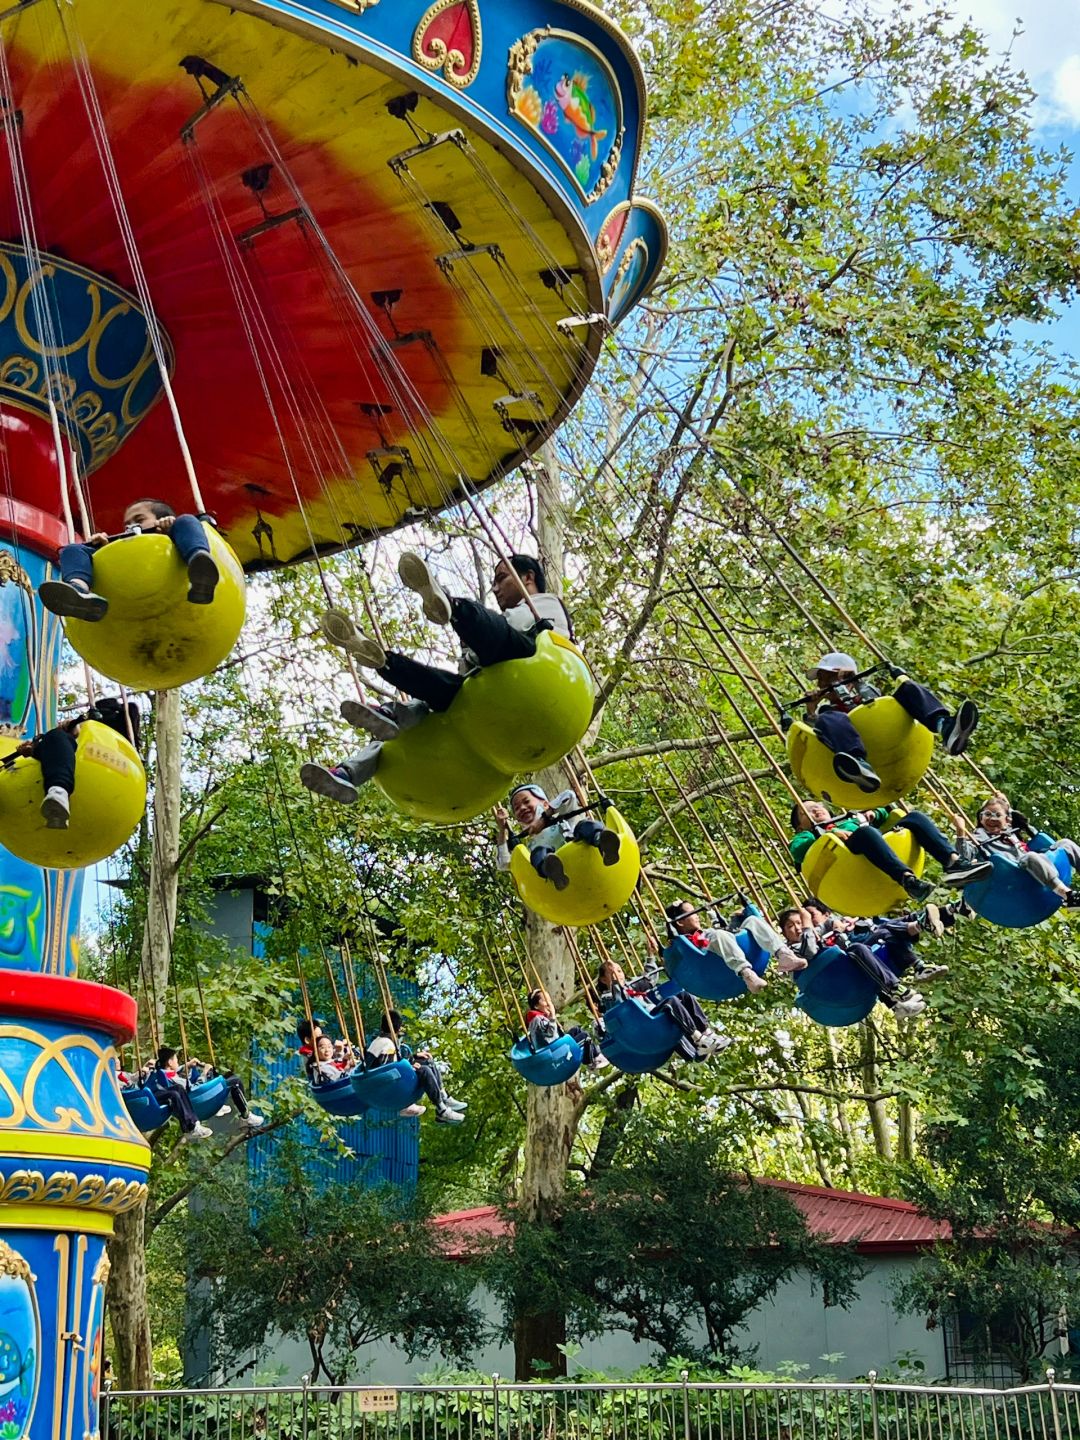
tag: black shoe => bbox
[596,829,621,867]
[38,579,108,621]
[187,550,220,605]
[901,871,934,902]
[832,752,881,793]
[941,856,993,888]
[1063,890,1080,908]
[941,699,979,756]
[541,853,570,891]
[912,960,949,983]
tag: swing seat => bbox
[510,1033,584,1086]
[800,824,925,917]
[508,806,641,927]
[598,991,683,1075]
[62,527,246,690]
[350,1058,424,1112]
[663,928,769,1003]
[787,695,935,808]
[122,1086,172,1133]
[0,721,146,870]
[793,943,883,1027]
[373,632,594,825]
[311,1074,369,1118]
[189,1075,232,1121]
[962,844,1071,929]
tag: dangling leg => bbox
[529,845,569,891]
[892,679,978,756]
[571,818,620,867]
[813,709,881,794]
[39,543,108,621]
[300,743,382,804]
[170,515,219,606]
[225,1075,264,1128]
[33,729,77,829]
[847,941,925,1020]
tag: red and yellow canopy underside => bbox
[3,0,598,566]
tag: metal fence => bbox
[101,1373,1080,1440]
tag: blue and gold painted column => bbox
[0,973,149,1440]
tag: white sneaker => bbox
[694,1028,731,1058]
[319,609,387,668]
[242,1112,265,1128]
[889,991,926,1020]
[182,1122,213,1142]
[41,786,70,829]
[436,1106,465,1124]
[773,946,808,974]
[742,969,768,995]
[217,1105,233,1117]
[398,1104,426,1118]
[398,552,452,625]
[444,1096,468,1110]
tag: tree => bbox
[188,1142,486,1384]
[487,1114,863,1365]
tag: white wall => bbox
[206,1256,947,1386]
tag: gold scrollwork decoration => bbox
[413,0,483,89]
[0,550,31,594]
[0,1169,147,1214]
[0,1025,144,1141]
[0,1238,33,1281]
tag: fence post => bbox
[492,1371,501,1440]
[300,1372,311,1440]
[868,1370,880,1440]
[1048,1367,1065,1440]
[681,1369,691,1440]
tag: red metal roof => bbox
[433,1182,951,1261]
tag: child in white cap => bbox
[799,651,979,794]
[494,783,620,890]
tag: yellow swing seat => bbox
[0,721,146,870]
[786,694,935,808]
[63,526,246,690]
[799,823,925,917]
[375,631,595,825]
[509,805,641,927]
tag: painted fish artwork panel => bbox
[509,31,622,201]
[0,1252,38,1440]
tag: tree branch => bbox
[149,1115,293,1231]
[591,731,762,768]
[636,769,773,846]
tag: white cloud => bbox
[1052,52,1080,124]
[935,0,1080,129]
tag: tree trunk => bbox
[110,689,184,1387]
[515,905,577,1380]
[107,1203,154,1389]
[137,688,183,1052]
[860,1022,893,1161]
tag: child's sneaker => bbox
[444,1096,468,1110]
[435,1105,465,1124]
[300,763,359,805]
[41,786,70,829]
[912,961,949,984]
[398,1104,426,1118]
[741,968,768,994]
[398,552,452,625]
[596,828,621,866]
[242,1112,266,1128]
[941,699,979,756]
[832,752,881,793]
[693,1028,731,1058]
[590,1054,611,1070]
[886,989,926,1020]
[319,609,387,667]
[919,903,945,938]
[774,945,808,974]
[182,1122,214,1142]
[901,871,934,902]
[186,549,220,605]
[339,700,400,740]
[540,853,569,891]
[39,579,108,622]
[941,855,993,888]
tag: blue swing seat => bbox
[350,1058,424,1112]
[599,980,686,1074]
[510,1033,584,1086]
[122,1085,172,1133]
[189,1074,232,1121]
[311,1074,369,1118]
[663,927,769,1003]
[963,838,1071,929]
[794,944,892,1028]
